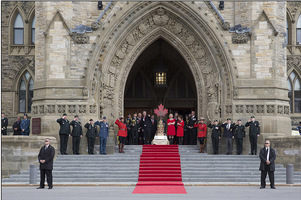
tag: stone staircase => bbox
[2,145,301,184]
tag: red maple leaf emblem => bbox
[154,104,168,117]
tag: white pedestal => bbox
[151,135,169,145]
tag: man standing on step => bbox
[37,138,55,189]
[21,113,30,135]
[222,118,235,155]
[187,111,197,145]
[56,113,70,155]
[245,116,260,155]
[142,111,152,145]
[208,120,221,155]
[95,116,109,154]
[194,117,207,153]
[259,140,276,189]
[84,119,98,155]
[70,115,83,155]
[115,117,127,153]
[234,119,245,155]
[130,113,139,145]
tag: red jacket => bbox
[194,123,207,138]
[115,119,127,137]
[177,120,184,137]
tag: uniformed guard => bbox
[245,116,260,155]
[84,119,98,155]
[234,119,246,155]
[70,115,83,155]
[130,113,139,145]
[126,114,132,144]
[95,116,109,155]
[115,117,127,153]
[222,118,235,155]
[56,113,70,155]
[21,114,30,136]
[194,117,207,153]
[208,120,221,155]
[1,113,8,135]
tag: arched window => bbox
[18,71,34,113]
[287,71,301,113]
[297,14,301,45]
[13,13,24,45]
[31,16,35,44]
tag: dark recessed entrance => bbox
[124,38,197,117]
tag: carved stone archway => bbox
[87,3,236,132]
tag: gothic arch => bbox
[87,2,237,122]
[9,5,27,45]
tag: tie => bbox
[227,124,230,130]
[45,146,48,150]
[266,148,270,161]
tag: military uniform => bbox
[95,119,109,154]
[126,117,132,144]
[222,121,235,155]
[187,115,197,145]
[1,117,8,135]
[234,123,246,155]
[84,122,98,155]
[56,117,70,155]
[70,120,83,154]
[208,122,221,155]
[245,119,260,155]
[21,118,30,136]
[129,117,139,145]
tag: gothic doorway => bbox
[124,39,197,118]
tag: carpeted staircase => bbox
[133,145,187,194]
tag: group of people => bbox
[56,114,109,155]
[1,113,30,135]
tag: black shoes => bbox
[48,186,53,189]
[260,186,265,189]
[37,187,44,189]
[271,186,276,189]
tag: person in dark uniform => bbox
[187,111,197,145]
[21,113,30,136]
[234,119,246,155]
[125,114,132,144]
[142,111,152,145]
[84,119,98,155]
[12,116,22,135]
[174,112,179,144]
[245,116,260,155]
[1,113,8,135]
[184,114,189,145]
[56,113,70,155]
[95,116,109,155]
[37,138,55,189]
[208,120,221,155]
[150,114,157,141]
[130,113,139,145]
[259,140,276,189]
[70,115,83,155]
[137,113,143,145]
[222,118,235,155]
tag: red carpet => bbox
[132,145,187,194]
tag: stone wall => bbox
[1,136,57,178]
[267,136,301,171]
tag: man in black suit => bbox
[187,111,197,145]
[142,111,152,145]
[150,114,157,141]
[12,116,22,135]
[37,138,55,189]
[56,113,70,155]
[259,140,276,189]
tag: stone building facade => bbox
[1,1,301,154]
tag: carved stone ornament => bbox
[221,21,230,31]
[91,22,100,31]
[287,56,301,72]
[72,33,89,44]
[232,33,248,44]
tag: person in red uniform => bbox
[194,117,207,153]
[177,115,184,145]
[167,113,176,145]
[115,117,127,153]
